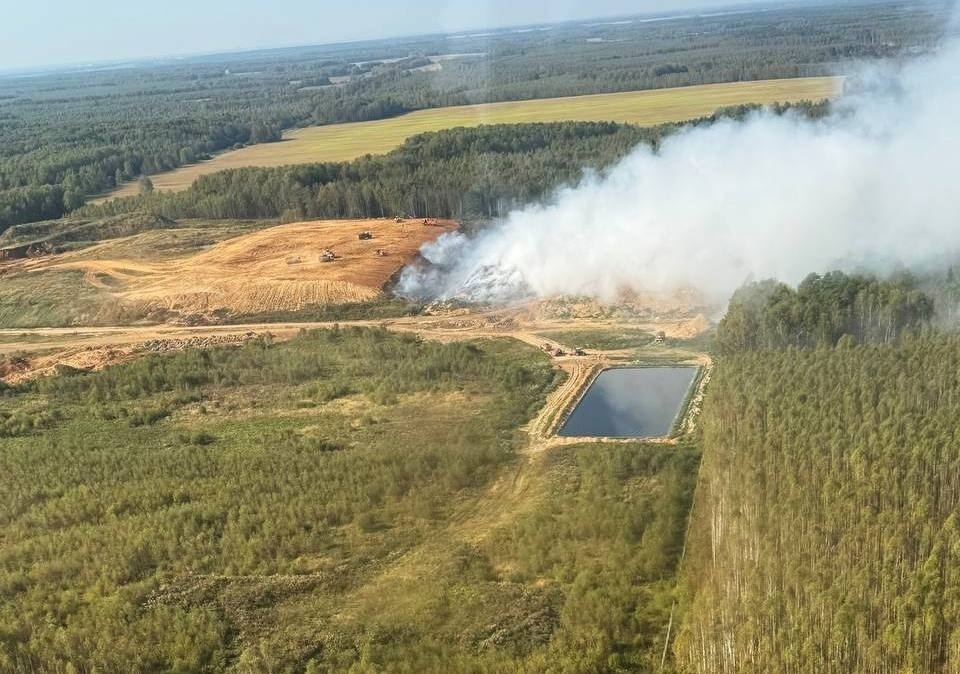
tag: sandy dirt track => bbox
[0,313,705,356]
[0,310,710,394]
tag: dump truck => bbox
[358,231,373,240]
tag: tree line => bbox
[81,105,828,223]
[716,271,934,353]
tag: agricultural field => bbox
[100,77,842,199]
[0,219,455,327]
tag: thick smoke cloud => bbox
[398,42,960,305]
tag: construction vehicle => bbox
[358,230,373,240]
[554,348,566,357]
[574,347,586,356]
[374,248,387,257]
[654,331,666,345]
[320,249,336,263]
[394,215,405,223]
[25,242,54,258]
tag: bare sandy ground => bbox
[8,218,456,318]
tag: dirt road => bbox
[0,311,706,355]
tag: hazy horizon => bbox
[1,0,806,72]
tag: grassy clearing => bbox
[539,327,712,362]
[632,332,716,364]
[540,327,655,350]
[101,77,842,198]
[0,269,138,328]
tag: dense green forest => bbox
[673,270,957,672]
[716,271,934,352]
[676,334,960,673]
[0,328,698,672]
[80,104,827,222]
[0,0,949,228]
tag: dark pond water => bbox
[559,367,698,438]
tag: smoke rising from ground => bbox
[398,42,960,305]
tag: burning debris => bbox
[396,45,960,306]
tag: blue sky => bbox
[1,0,784,70]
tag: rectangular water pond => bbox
[559,366,698,439]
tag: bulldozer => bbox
[320,249,336,263]
[358,230,373,240]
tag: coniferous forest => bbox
[674,273,960,673]
[677,334,960,673]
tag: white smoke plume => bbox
[398,41,960,305]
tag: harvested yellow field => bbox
[11,219,456,319]
[101,76,842,200]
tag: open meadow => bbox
[99,77,842,199]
